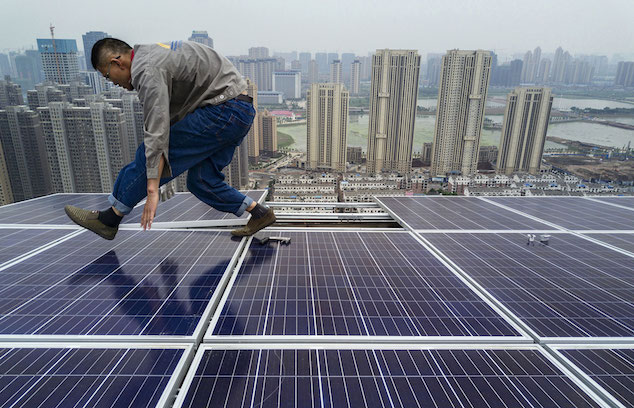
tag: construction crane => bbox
[49,23,63,84]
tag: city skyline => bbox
[2,0,634,59]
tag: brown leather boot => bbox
[231,208,276,237]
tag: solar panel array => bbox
[0,193,632,407]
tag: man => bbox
[64,38,275,239]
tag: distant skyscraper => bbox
[245,79,259,163]
[536,59,551,84]
[367,49,420,174]
[0,54,10,77]
[290,60,301,71]
[425,54,442,86]
[309,60,319,84]
[327,53,338,65]
[259,110,277,154]
[330,60,342,84]
[431,49,491,176]
[37,39,80,84]
[350,59,361,95]
[249,47,269,58]
[234,58,276,91]
[0,105,52,202]
[521,50,532,83]
[188,31,214,48]
[299,52,311,75]
[0,77,24,109]
[551,47,570,83]
[273,71,301,99]
[307,83,349,172]
[15,50,43,86]
[315,52,328,74]
[497,87,553,175]
[341,53,355,74]
[615,61,634,87]
[82,31,109,71]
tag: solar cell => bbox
[375,196,552,230]
[589,196,634,210]
[209,231,523,340]
[175,345,604,408]
[585,233,634,254]
[0,194,128,225]
[122,190,266,225]
[0,230,243,339]
[556,347,634,408]
[0,229,76,265]
[484,197,634,230]
[423,232,634,339]
[0,344,190,408]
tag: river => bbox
[279,97,634,152]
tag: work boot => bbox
[64,205,118,240]
[231,208,276,237]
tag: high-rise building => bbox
[249,47,269,58]
[37,39,80,84]
[306,83,349,172]
[431,50,492,176]
[421,142,433,165]
[0,54,10,77]
[522,47,541,83]
[188,31,213,48]
[82,31,109,71]
[0,105,52,202]
[536,59,551,84]
[327,53,338,65]
[497,87,553,175]
[298,52,311,75]
[259,110,277,155]
[330,60,342,84]
[358,55,372,81]
[347,146,362,164]
[273,70,301,99]
[551,47,571,83]
[425,54,442,86]
[350,59,361,95]
[275,57,285,72]
[38,101,126,193]
[615,61,634,87]
[234,58,276,91]
[315,52,328,74]
[309,60,319,84]
[367,49,420,174]
[245,79,259,163]
[0,77,24,109]
[15,50,43,86]
[27,83,65,110]
[290,60,301,71]
[0,141,13,205]
[341,53,355,74]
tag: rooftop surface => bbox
[0,194,631,407]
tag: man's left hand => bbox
[141,190,159,230]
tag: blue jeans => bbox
[108,98,256,216]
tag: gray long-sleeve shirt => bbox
[130,40,247,179]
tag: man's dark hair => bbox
[91,38,132,70]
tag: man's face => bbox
[100,55,133,90]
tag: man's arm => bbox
[141,154,164,230]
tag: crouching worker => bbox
[65,38,275,239]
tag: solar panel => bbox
[485,197,634,231]
[0,229,76,265]
[174,345,604,408]
[375,196,552,230]
[0,344,191,408]
[208,231,524,340]
[556,347,634,408]
[122,190,266,225]
[589,196,634,210]
[0,230,243,340]
[0,194,134,225]
[423,232,634,339]
[585,233,634,254]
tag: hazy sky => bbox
[2,0,633,60]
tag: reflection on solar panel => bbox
[424,233,634,338]
[0,230,241,338]
[375,196,552,230]
[0,194,130,225]
[123,190,266,224]
[0,229,75,265]
[210,231,521,339]
[0,345,188,408]
[590,197,634,209]
[585,233,634,253]
[175,346,602,408]
[558,347,634,408]
[485,197,634,230]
